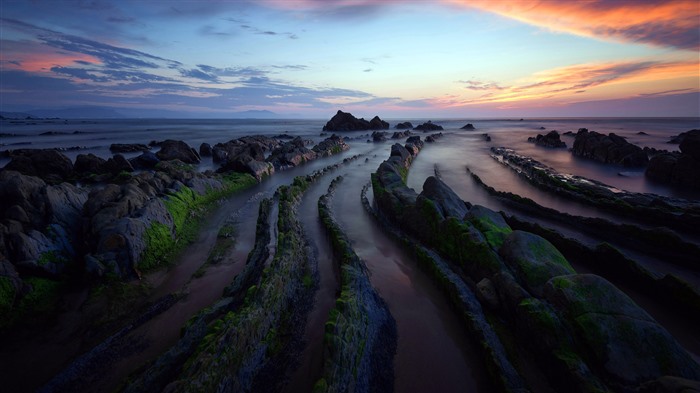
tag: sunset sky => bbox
[1,0,699,118]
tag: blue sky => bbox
[1,0,698,118]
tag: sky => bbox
[1,0,699,118]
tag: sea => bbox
[2,116,700,391]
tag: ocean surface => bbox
[2,117,699,201]
[2,117,700,392]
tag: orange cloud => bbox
[1,40,100,73]
[448,0,700,50]
[445,59,699,107]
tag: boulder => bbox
[74,154,106,174]
[572,130,648,167]
[395,122,413,130]
[414,121,444,131]
[110,143,150,153]
[199,143,212,157]
[322,110,372,131]
[391,130,411,139]
[372,131,388,142]
[420,176,469,220]
[102,154,134,174]
[130,152,160,170]
[312,134,350,157]
[406,135,424,150]
[466,205,512,249]
[646,151,700,190]
[461,123,476,130]
[667,129,699,144]
[369,115,389,130]
[0,170,48,229]
[3,149,74,183]
[678,129,700,160]
[527,130,566,148]
[266,137,317,169]
[544,274,700,386]
[498,230,575,297]
[156,140,200,164]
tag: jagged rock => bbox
[199,143,212,157]
[266,137,317,169]
[391,130,411,139]
[369,115,389,130]
[572,129,648,167]
[646,151,700,190]
[679,129,700,160]
[322,110,372,131]
[406,135,424,150]
[414,121,444,131]
[425,133,444,143]
[102,154,134,174]
[110,143,150,153]
[461,123,476,130]
[212,136,277,164]
[156,140,200,164]
[129,152,160,170]
[667,129,699,144]
[527,130,566,148]
[3,149,74,183]
[395,122,413,130]
[312,134,350,157]
[421,176,469,220]
[498,230,575,297]
[74,154,106,174]
[372,131,388,142]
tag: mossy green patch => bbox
[37,249,69,267]
[140,222,174,271]
[0,277,16,316]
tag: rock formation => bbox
[572,129,648,167]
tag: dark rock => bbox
[369,115,390,130]
[482,133,491,142]
[539,127,546,130]
[679,129,700,160]
[646,148,700,190]
[498,230,575,297]
[414,121,444,131]
[156,140,200,164]
[420,176,469,220]
[544,274,700,385]
[273,133,295,140]
[391,130,411,139]
[461,123,476,130]
[102,154,134,174]
[406,135,424,150]
[322,110,372,131]
[3,149,74,183]
[129,152,160,170]
[638,376,700,393]
[527,130,566,148]
[637,132,649,135]
[425,133,444,143]
[312,134,350,157]
[667,129,699,144]
[74,154,106,174]
[199,143,212,157]
[562,131,574,136]
[372,131,388,142]
[110,143,150,153]
[395,122,413,130]
[266,137,317,169]
[572,129,648,167]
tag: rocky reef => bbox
[370,140,700,392]
[572,128,648,167]
[414,121,444,131]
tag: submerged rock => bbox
[109,143,150,153]
[395,121,413,129]
[461,123,476,130]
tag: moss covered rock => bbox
[466,205,512,249]
[499,230,575,297]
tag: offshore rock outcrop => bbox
[572,129,648,167]
[322,110,389,131]
[155,139,201,164]
[646,129,700,190]
[311,134,350,157]
[371,142,700,392]
[414,121,443,131]
[527,130,566,148]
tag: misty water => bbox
[1,117,699,391]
